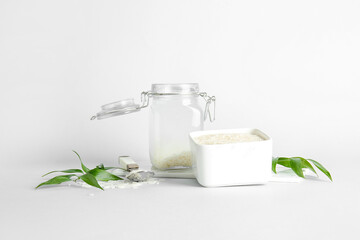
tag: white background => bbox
[1,1,359,240]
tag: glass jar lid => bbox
[91,98,140,120]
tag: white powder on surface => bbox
[194,133,263,145]
[152,151,192,170]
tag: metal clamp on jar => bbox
[92,83,215,170]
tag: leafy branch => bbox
[36,150,124,190]
[272,157,332,181]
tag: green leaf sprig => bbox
[36,150,125,190]
[272,157,332,181]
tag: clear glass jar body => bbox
[149,94,203,169]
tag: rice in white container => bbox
[194,133,263,145]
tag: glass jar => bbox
[92,83,215,170]
[149,84,203,169]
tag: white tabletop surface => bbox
[1,1,360,239]
[2,158,358,240]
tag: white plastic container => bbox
[189,128,272,187]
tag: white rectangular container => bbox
[189,128,272,187]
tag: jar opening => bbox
[151,83,199,95]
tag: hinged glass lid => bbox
[91,98,140,120]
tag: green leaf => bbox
[36,174,76,189]
[308,159,333,181]
[88,168,123,181]
[73,150,89,173]
[277,157,291,168]
[42,169,83,177]
[290,157,304,178]
[272,157,278,173]
[104,167,117,170]
[293,157,317,175]
[80,173,103,190]
[96,164,117,171]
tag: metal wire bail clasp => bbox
[199,92,216,122]
[140,91,152,109]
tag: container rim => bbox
[151,83,199,95]
[189,128,272,146]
